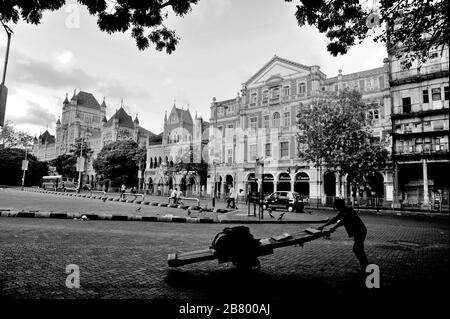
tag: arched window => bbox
[273,112,280,127]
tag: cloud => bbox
[191,0,231,18]
[8,50,148,100]
[8,100,57,128]
[10,53,97,89]
[55,50,75,66]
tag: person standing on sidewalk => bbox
[169,188,177,204]
[176,188,183,205]
[120,184,126,198]
[227,186,238,209]
[316,198,368,272]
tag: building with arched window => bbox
[145,104,209,196]
[207,55,395,205]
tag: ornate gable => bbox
[244,55,311,89]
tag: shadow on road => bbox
[165,268,370,299]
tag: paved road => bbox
[0,213,448,300]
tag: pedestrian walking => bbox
[120,184,126,198]
[317,198,368,272]
[169,188,177,204]
[176,188,183,205]
[227,186,238,209]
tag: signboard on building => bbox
[137,170,142,179]
[21,159,28,171]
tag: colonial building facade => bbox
[206,55,393,204]
[32,90,154,186]
[389,46,449,208]
[144,105,209,195]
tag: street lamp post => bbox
[212,160,217,207]
[138,159,142,193]
[77,139,84,191]
[0,22,13,127]
[21,148,28,189]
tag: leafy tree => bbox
[0,0,200,54]
[69,137,92,157]
[285,0,449,67]
[0,148,49,186]
[0,120,34,149]
[93,140,146,187]
[50,154,77,179]
[296,90,389,194]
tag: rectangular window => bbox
[265,143,271,157]
[227,149,233,164]
[271,87,280,99]
[334,84,338,92]
[263,115,270,128]
[432,88,441,101]
[423,89,429,103]
[280,142,289,158]
[262,90,268,102]
[251,93,257,104]
[226,124,234,137]
[217,126,224,138]
[249,145,257,160]
[283,86,290,97]
[402,97,411,113]
[444,86,449,100]
[249,117,257,131]
[283,112,290,127]
[298,82,306,95]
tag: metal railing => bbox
[391,62,449,81]
[305,195,448,213]
[395,142,449,155]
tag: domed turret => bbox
[133,113,139,125]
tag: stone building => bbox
[32,91,154,186]
[145,104,209,196]
[207,55,393,204]
[389,46,449,208]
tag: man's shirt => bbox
[330,206,367,237]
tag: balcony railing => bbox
[391,62,449,82]
[395,142,449,155]
[392,101,449,118]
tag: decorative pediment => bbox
[244,56,311,89]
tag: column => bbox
[422,159,430,206]
[335,172,341,198]
[273,181,277,192]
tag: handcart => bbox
[168,227,333,271]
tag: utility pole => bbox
[0,22,13,127]
[21,148,28,188]
[138,159,142,193]
[212,161,217,207]
[77,139,84,191]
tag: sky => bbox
[0,0,387,137]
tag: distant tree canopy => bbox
[286,0,449,67]
[0,148,49,186]
[297,90,389,190]
[50,154,77,179]
[93,140,146,187]
[0,121,34,149]
[0,0,200,54]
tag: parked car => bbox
[262,191,305,212]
